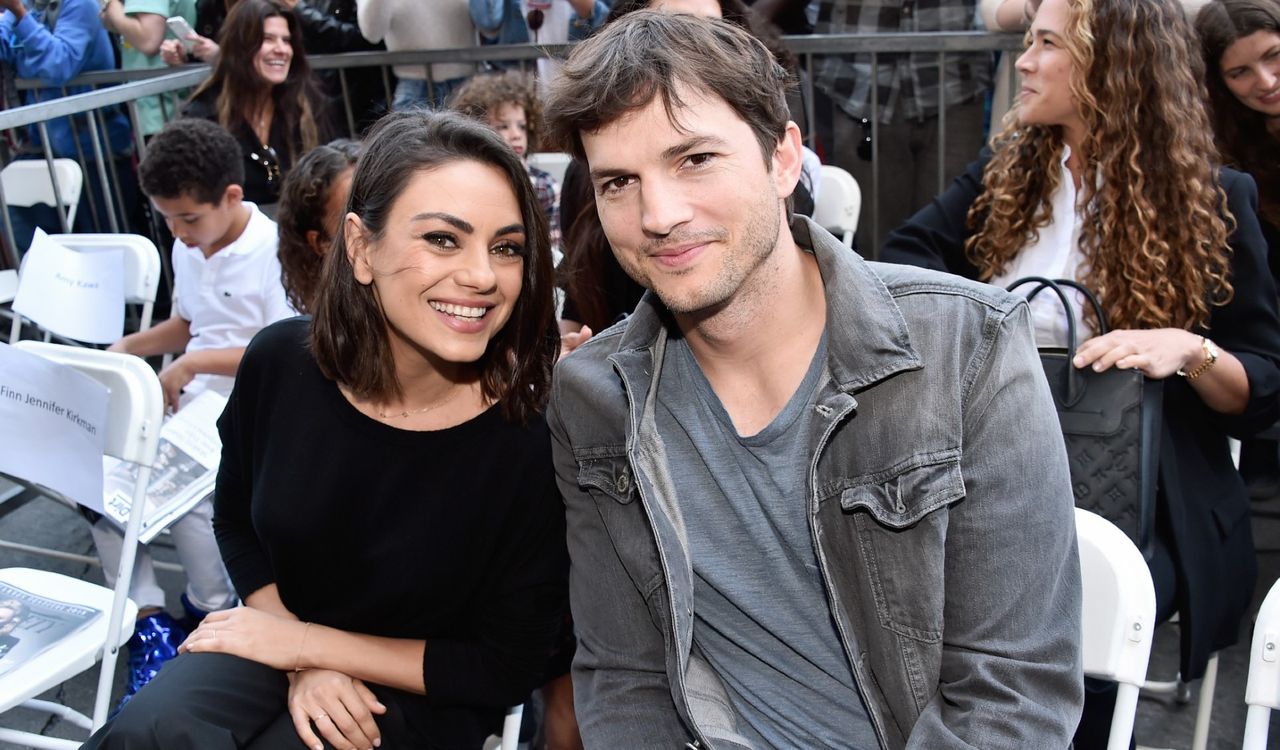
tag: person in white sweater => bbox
[356,0,477,108]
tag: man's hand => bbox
[157,355,195,411]
[0,0,26,20]
[288,669,386,750]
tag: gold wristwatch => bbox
[1177,336,1219,380]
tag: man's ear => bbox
[771,121,805,200]
[345,212,374,285]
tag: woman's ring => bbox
[314,713,329,723]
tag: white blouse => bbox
[990,147,1093,347]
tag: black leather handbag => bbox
[1007,277,1163,559]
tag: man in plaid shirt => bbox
[810,0,991,252]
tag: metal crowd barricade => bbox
[0,31,1023,276]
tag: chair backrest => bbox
[1076,507,1156,750]
[1243,577,1280,749]
[9,233,162,344]
[813,165,862,247]
[528,152,572,187]
[13,341,164,466]
[1,159,84,226]
[52,234,162,326]
[7,341,164,731]
[0,269,15,305]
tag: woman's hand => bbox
[288,669,386,750]
[187,33,219,61]
[159,38,188,65]
[1072,328,1202,379]
[558,324,593,361]
[179,606,309,671]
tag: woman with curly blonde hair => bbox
[883,0,1280,743]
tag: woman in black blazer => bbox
[881,0,1280,744]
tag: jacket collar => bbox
[615,215,922,392]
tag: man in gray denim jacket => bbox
[544,12,1083,749]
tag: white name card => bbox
[0,343,109,510]
[13,229,125,344]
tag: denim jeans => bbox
[392,76,468,111]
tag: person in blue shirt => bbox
[0,0,135,249]
[470,0,606,77]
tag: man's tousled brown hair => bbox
[544,11,793,165]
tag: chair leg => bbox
[500,704,524,750]
[1190,653,1218,750]
[1243,704,1272,750]
[1109,683,1141,750]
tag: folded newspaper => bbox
[101,390,227,544]
[0,579,101,678]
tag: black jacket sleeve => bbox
[295,0,380,55]
[1200,169,1280,438]
[879,153,988,278]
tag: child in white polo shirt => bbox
[99,118,293,707]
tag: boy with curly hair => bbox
[97,117,293,707]
[450,69,562,253]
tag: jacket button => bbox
[616,472,631,494]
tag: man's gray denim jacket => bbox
[548,217,1084,749]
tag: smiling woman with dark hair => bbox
[182,0,331,207]
[85,109,568,750]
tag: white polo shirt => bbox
[172,202,294,397]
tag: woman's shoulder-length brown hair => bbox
[309,110,560,425]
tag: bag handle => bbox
[1005,276,1111,408]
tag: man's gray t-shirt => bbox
[655,333,878,749]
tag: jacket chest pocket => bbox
[839,451,965,643]
[577,454,667,607]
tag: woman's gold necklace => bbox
[376,388,462,421]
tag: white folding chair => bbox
[1243,577,1280,750]
[528,152,572,187]
[1,159,84,230]
[0,342,164,747]
[812,165,862,248]
[500,703,523,750]
[0,269,16,342]
[481,703,524,750]
[10,233,162,345]
[1076,507,1157,750]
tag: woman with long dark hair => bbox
[183,0,330,207]
[882,0,1280,744]
[85,110,568,750]
[1197,0,1280,497]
